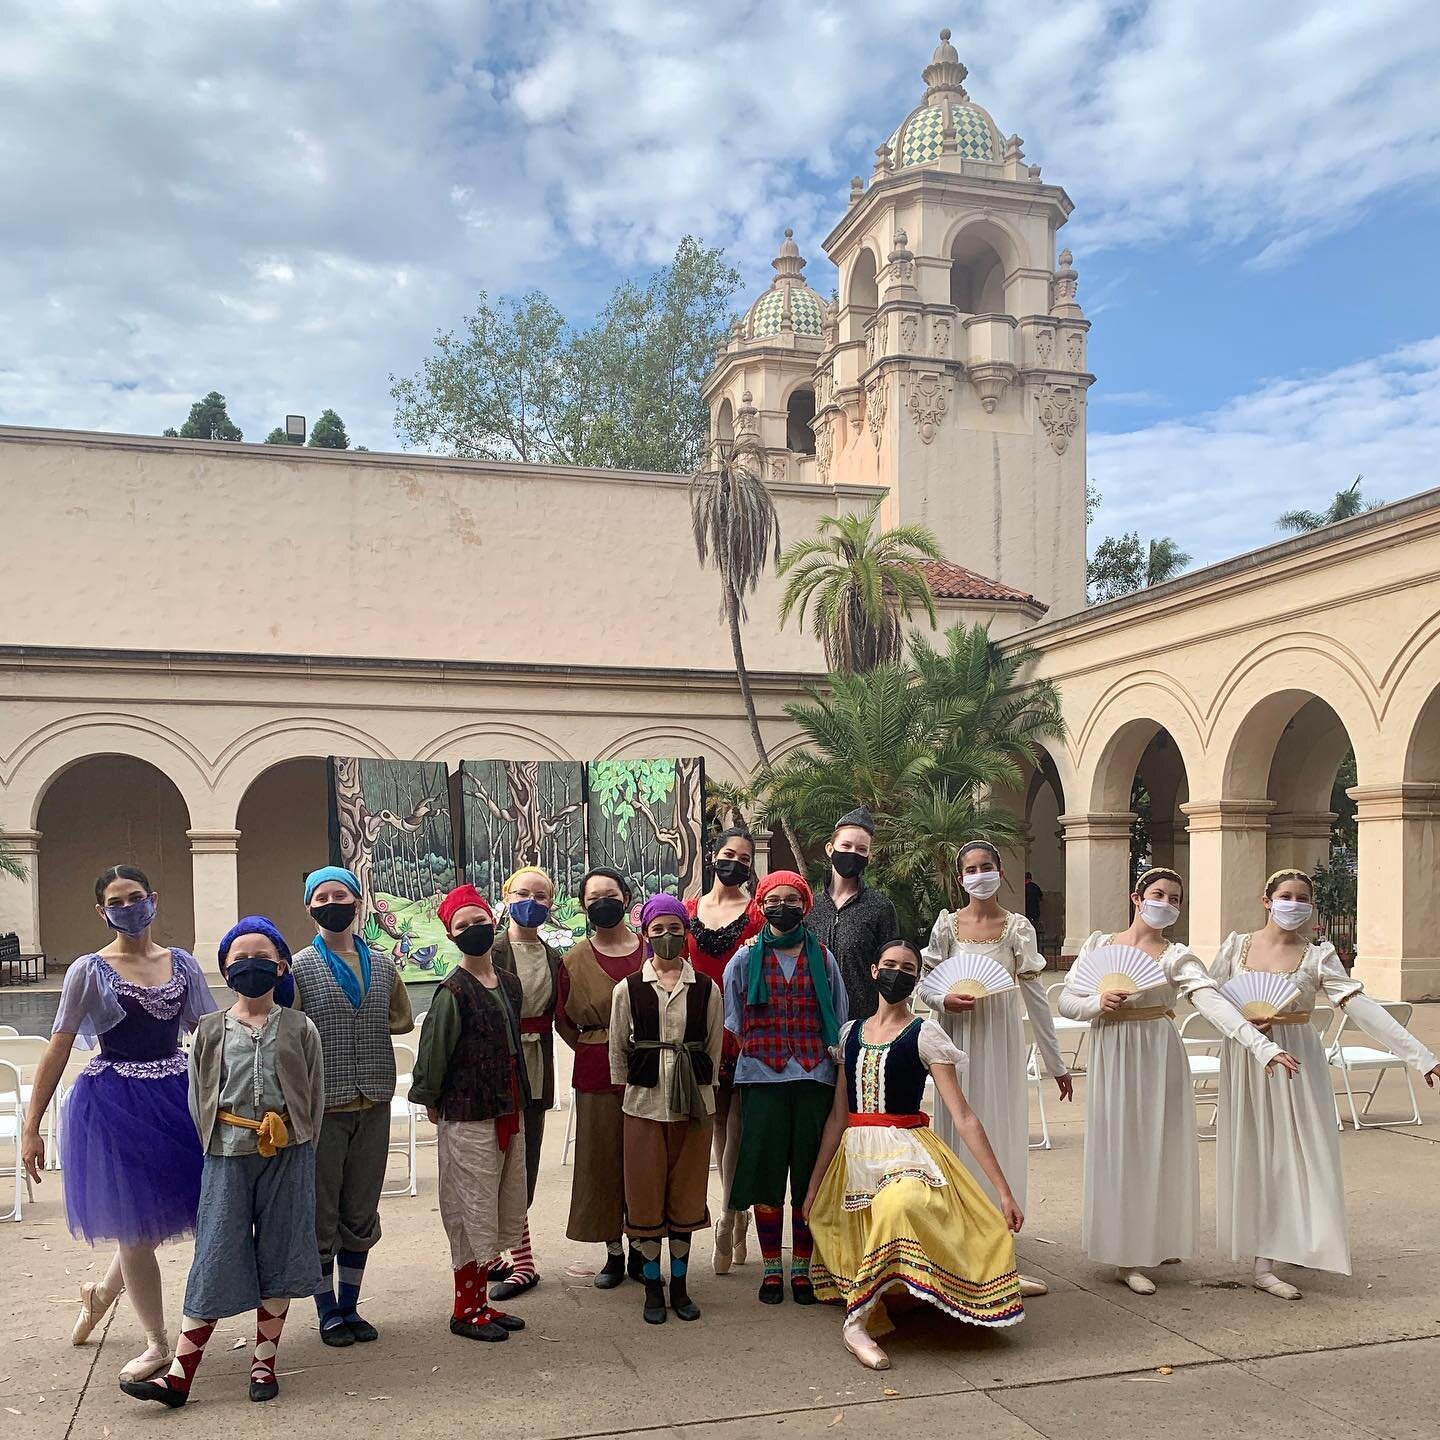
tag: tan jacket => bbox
[187,1005,326,1152]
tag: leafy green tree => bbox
[391,237,739,473]
[1277,476,1381,534]
[162,427,179,438]
[1087,532,1191,603]
[777,499,943,672]
[1086,480,1101,527]
[308,408,350,449]
[759,623,1065,934]
[264,426,302,445]
[0,831,27,882]
[176,390,242,441]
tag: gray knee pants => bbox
[313,1104,389,1264]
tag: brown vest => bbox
[562,939,641,1048]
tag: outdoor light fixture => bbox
[286,414,306,442]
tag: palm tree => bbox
[758,622,1065,934]
[1278,476,1380,534]
[1145,537,1190,586]
[0,831,27,882]
[777,499,943,672]
[689,435,803,862]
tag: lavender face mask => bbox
[104,895,157,935]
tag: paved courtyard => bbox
[5,1006,1440,1440]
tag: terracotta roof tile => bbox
[919,560,1046,611]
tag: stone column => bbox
[1058,812,1134,958]
[1267,811,1336,877]
[1349,783,1440,1001]
[0,828,42,953]
[1182,799,1274,963]
[188,828,240,976]
[750,828,773,881]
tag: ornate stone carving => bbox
[816,369,831,406]
[866,375,887,451]
[888,231,914,286]
[866,315,883,365]
[1052,249,1082,317]
[849,175,864,206]
[906,371,948,443]
[1035,328,1054,366]
[737,389,758,436]
[770,455,787,483]
[815,421,833,483]
[1066,332,1084,369]
[900,314,918,351]
[931,318,951,357]
[1038,383,1079,454]
[968,363,1013,414]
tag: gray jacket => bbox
[188,1006,327,1153]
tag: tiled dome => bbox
[884,29,1000,169]
[744,230,827,339]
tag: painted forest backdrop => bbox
[328,755,704,982]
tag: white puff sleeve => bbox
[1208,932,1245,985]
[917,1017,967,1075]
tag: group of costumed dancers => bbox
[17,805,1440,1399]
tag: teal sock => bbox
[668,1232,691,1279]
[638,1239,662,1282]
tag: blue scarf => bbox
[312,931,372,1009]
[745,923,839,1047]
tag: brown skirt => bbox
[622,1114,713,1240]
[567,1089,626,1242]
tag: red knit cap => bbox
[438,884,492,932]
[755,869,813,912]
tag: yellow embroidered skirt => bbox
[810,1124,1023,1329]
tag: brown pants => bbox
[622,1113,713,1240]
[567,1090,626,1243]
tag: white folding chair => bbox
[383,1040,419,1198]
[0,1037,59,1168]
[0,1060,32,1221]
[1304,1004,1343,1129]
[1178,1011,1223,1139]
[0,1025,18,1036]
[561,1084,578,1166]
[1023,1017,1051,1151]
[1046,982,1089,1073]
[1328,1001,1422,1130]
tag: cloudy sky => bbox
[4,0,1440,568]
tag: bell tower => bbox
[813,29,1092,617]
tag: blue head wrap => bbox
[304,865,362,906]
[218,915,296,1006]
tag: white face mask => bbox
[1139,899,1180,930]
[1270,899,1313,932]
[961,871,1002,899]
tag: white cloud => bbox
[1089,337,1440,566]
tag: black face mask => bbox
[874,967,917,1003]
[226,957,282,998]
[586,896,627,930]
[831,851,868,879]
[311,900,358,933]
[453,922,495,957]
[764,903,806,936]
[713,858,752,888]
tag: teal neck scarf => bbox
[745,922,839,1047]
[313,932,372,1009]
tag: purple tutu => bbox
[60,1057,204,1246]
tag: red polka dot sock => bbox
[453,1261,487,1321]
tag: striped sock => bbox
[251,1299,289,1385]
[314,1258,343,1331]
[335,1248,367,1323]
[150,1316,216,1396]
[454,1261,485,1320]
[790,1208,813,1281]
[506,1221,537,1281]
[754,1205,784,1280]
[637,1239,662,1282]
[668,1232,691,1278]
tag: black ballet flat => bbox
[670,1280,701,1322]
[594,1252,626,1289]
[120,1378,188,1408]
[319,1320,355,1347]
[490,1272,539,1303]
[488,1310,526,1332]
[345,1316,379,1343]
[450,1316,508,1342]
[790,1276,818,1306]
[250,1376,279,1402]
[758,1276,785,1305]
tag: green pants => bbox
[728,1080,833,1211]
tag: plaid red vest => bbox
[741,949,829,1073]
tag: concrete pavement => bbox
[5,1007,1440,1439]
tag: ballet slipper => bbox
[842,1317,890,1371]
[118,1341,172,1382]
[1115,1268,1156,1296]
[712,1212,734,1275]
[72,1280,122,1346]
[1018,1275,1050,1297]
[1253,1271,1302,1300]
[732,1210,750,1265]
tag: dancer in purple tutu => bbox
[21,864,216,1382]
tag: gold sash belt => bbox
[217,1108,290,1156]
[1100,1005,1175,1024]
[1260,1011,1313,1026]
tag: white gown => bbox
[921,910,1068,1212]
[1210,934,1438,1273]
[1059,931,1279,1268]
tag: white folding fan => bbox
[1069,943,1167,997]
[1219,971,1301,1022]
[922,953,1017,1004]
